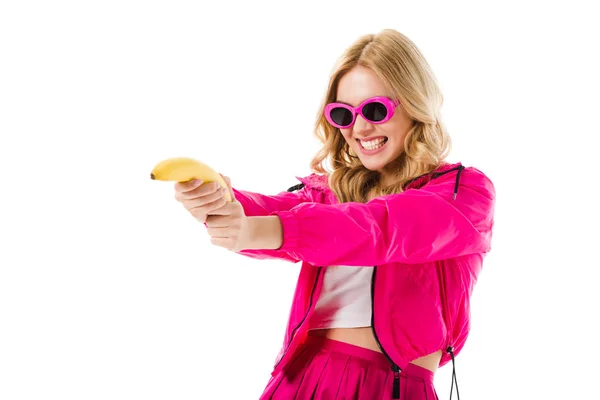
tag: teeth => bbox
[360,137,386,150]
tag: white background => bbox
[1,1,599,399]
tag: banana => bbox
[150,157,233,202]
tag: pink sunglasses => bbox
[324,96,401,129]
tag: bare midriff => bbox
[308,327,443,373]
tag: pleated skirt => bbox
[259,335,439,400]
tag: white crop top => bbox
[307,265,374,330]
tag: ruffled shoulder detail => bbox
[294,173,330,191]
[289,162,463,198]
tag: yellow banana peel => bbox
[150,157,233,202]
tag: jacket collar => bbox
[291,162,465,199]
[404,162,465,200]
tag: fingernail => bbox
[194,179,203,185]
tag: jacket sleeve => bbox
[228,185,312,263]
[232,186,309,217]
[266,167,496,266]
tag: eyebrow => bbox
[334,96,388,106]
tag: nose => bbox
[352,114,374,136]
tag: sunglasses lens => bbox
[362,102,388,122]
[329,107,354,127]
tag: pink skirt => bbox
[260,335,439,400]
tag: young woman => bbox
[174,28,496,400]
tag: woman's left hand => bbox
[205,175,252,252]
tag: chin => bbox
[358,159,389,171]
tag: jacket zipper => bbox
[273,267,322,371]
[371,266,402,399]
[437,263,454,349]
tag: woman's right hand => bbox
[174,179,229,223]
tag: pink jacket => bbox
[231,162,495,397]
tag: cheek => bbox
[381,120,406,139]
[387,113,412,136]
[340,128,353,141]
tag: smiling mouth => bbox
[357,136,388,150]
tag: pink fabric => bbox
[260,335,439,400]
[228,162,495,387]
[273,167,492,265]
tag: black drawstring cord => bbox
[453,165,465,200]
[447,346,460,400]
[286,183,305,192]
[392,365,401,398]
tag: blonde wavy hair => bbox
[309,29,452,203]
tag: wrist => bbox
[247,216,283,250]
